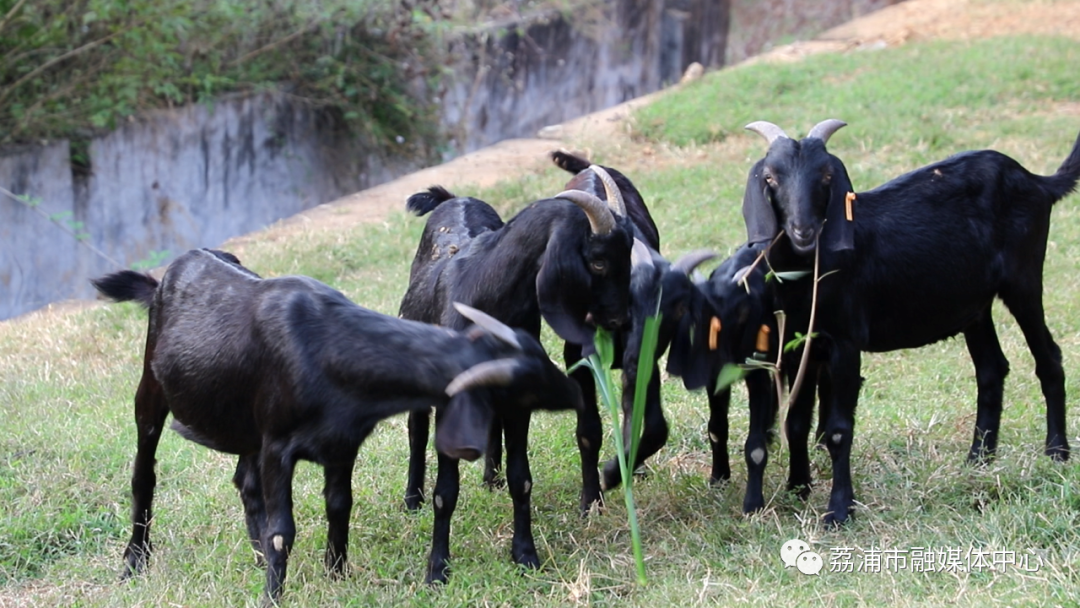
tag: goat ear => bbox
[742,159,778,244]
[537,234,596,348]
[665,309,715,391]
[822,156,856,252]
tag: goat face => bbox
[668,242,772,391]
[743,120,855,256]
[538,211,634,347]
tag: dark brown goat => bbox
[92,248,582,604]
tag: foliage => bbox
[0,0,444,153]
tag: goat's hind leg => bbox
[1002,287,1070,460]
[323,450,358,577]
[122,371,170,579]
[233,454,267,567]
[962,310,1010,463]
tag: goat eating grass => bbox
[92,248,581,605]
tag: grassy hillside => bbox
[2,33,1080,607]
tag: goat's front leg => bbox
[785,359,819,500]
[820,348,861,526]
[566,342,603,514]
[601,363,668,491]
[260,442,298,606]
[707,386,732,485]
[323,449,357,577]
[503,409,539,569]
[963,310,1009,463]
[426,449,460,584]
[232,454,266,567]
[743,369,776,513]
[122,372,170,579]
[405,409,430,510]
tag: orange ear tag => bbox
[845,191,856,221]
[756,325,771,353]
[708,316,722,351]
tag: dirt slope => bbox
[223,0,1080,256]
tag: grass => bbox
[3,32,1080,607]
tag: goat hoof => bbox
[1046,444,1070,462]
[513,549,540,571]
[425,563,450,585]
[404,495,424,511]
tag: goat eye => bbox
[590,260,607,273]
[764,174,777,187]
[822,173,833,186]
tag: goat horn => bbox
[630,237,654,269]
[554,190,617,235]
[745,121,790,145]
[806,119,847,144]
[453,302,521,350]
[588,164,627,217]
[446,359,518,396]
[672,249,719,275]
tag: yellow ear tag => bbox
[756,325,771,353]
[845,191,856,221]
[708,316,721,351]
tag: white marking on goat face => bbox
[273,535,284,552]
[709,432,720,444]
[832,433,843,445]
[434,495,444,509]
[750,448,765,465]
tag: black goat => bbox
[398,183,633,583]
[668,240,782,514]
[92,248,581,604]
[740,120,1080,524]
[551,150,717,491]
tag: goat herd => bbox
[92,120,1080,603]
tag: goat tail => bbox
[551,150,591,175]
[406,186,456,216]
[1046,129,1080,202]
[90,270,158,308]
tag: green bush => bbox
[0,0,442,153]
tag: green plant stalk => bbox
[574,317,659,586]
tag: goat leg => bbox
[122,371,169,579]
[260,443,297,605]
[821,349,861,527]
[404,409,430,510]
[323,454,356,577]
[963,310,1009,463]
[601,365,668,491]
[232,454,267,567]
[426,450,460,584]
[503,409,539,570]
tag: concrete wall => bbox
[0,0,734,319]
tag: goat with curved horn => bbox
[588,164,628,216]
[554,189,617,235]
[806,118,847,144]
[745,121,790,145]
[454,302,521,350]
[672,249,720,276]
